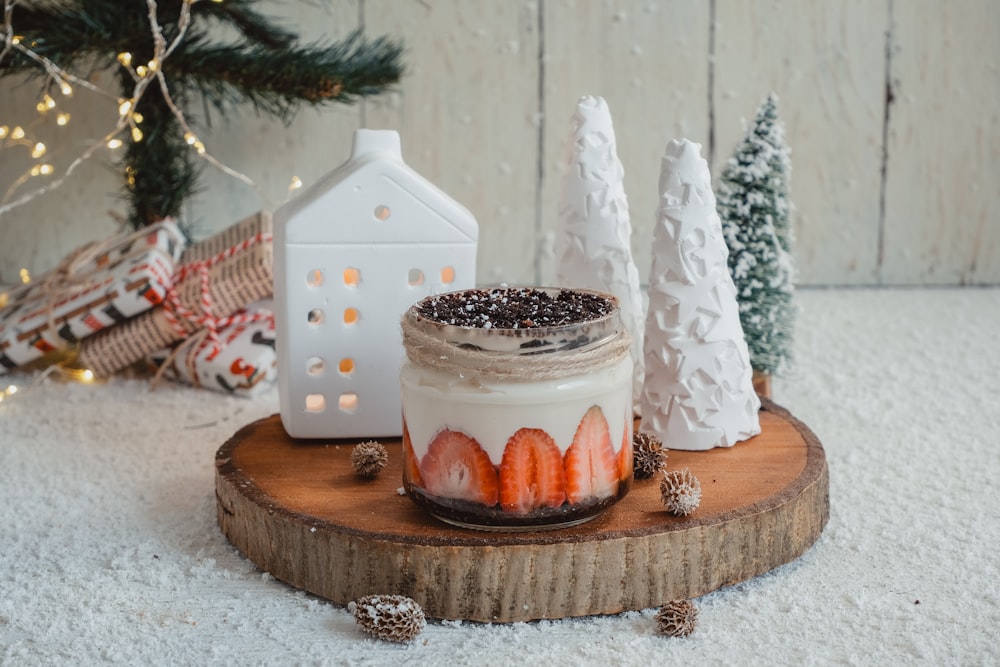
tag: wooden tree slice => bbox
[215,398,828,622]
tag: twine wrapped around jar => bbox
[400,292,631,384]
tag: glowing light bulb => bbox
[132,112,143,124]
[0,292,7,308]
[11,126,25,140]
[118,99,133,116]
[11,35,21,45]
[194,141,206,155]
[31,142,46,158]
[43,94,56,109]
[60,82,73,96]
[146,59,159,73]
[19,268,30,284]
[289,176,303,191]
[131,127,143,142]
[80,370,95,383]
[56,113,71,126]
[107,138,123,149]
[184,132,197,145]
[0,126,8,138]
[135,65,148,77]
[39,164,54,175]
[117,52,133,67]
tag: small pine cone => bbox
[632,431,667,479]
[351,440,388,479]
[348,594,426,642]
[660,468,702,516]
[655,599,698,637]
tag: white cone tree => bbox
[555,96,645,410]
[640,139,760,450]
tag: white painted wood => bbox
[881,0,1000,285]
[1,0,998,287]
[713,0,887,285]
[362,0,540,286]
[539,0,710,287]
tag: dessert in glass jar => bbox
[400,287,633,530]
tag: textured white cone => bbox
[640,139,760,450]
[554,96,645,412]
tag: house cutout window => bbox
[343,267,360,286]
[306,269,324,287]
[440,266,455,284]
[308,308,324,325]
[343,307,360,325]
[306,393,326,412]
[307,357,325,376]
[338,358,355,376]
[339,393,359,413]
[374,205,391,221]
[408,269,424,286]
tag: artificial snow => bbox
[1,288,998,664]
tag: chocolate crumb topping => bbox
[415,288,613,329]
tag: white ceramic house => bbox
[274,129,478,439]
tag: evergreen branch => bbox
[190,0,297,50]
[170,30,404,117]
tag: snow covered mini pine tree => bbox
[640,139,760,451]
[718,94,795,390]
[555,96,645,411]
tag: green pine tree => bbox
[1,1,403,229]
[718,93,795,376]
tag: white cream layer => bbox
[401,356,633,464]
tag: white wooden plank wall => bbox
[0,0,996,286]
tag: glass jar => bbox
[400,287,633,531]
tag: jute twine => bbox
[401,313,631,383]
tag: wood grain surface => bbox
[215,398,828,622]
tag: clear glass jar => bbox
[400,287,633,531]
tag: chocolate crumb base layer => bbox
[414,288,615,330]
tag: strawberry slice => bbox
[402,420,423,487]
[419,428,499,506]
[564,406,620,504]
[617,415,634,482]
[499,428,567,513]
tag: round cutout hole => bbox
[408,269,424,286]
[306,269,323,287]
[306,357,325,376]
[339,393,359,413]
[440,266,455,284]
[374,205,391,221]
[307,308,324,325]
[343,307,359,325]
[343,267,360,286]
[338,358,355,376]
[305,393,326,412]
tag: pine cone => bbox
[655,599,698,637]
[348,594,426,642]
[351,440,388,479]
[660,468,701,516]
[632,431,667,479]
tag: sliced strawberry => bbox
[564,406,619,504]
[499,428,567,513]
[402,420,423,487]
[419,428,499,506]
[617,414,634,482]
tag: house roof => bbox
[274,130,478,245]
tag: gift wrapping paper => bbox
[148,307,276,396]
[77,211,273,377]
[0,221,187,374]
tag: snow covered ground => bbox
[1,287,998,665]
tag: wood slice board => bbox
[215,398,828,623]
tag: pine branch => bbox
[171,31,403,118]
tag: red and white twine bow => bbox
[159,230,273,357]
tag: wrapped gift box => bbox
[147,307,276,396]
[78,211,273,377]
[0,221,186,374]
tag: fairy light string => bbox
[0,0,265,217]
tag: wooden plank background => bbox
[1,0,997,286]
